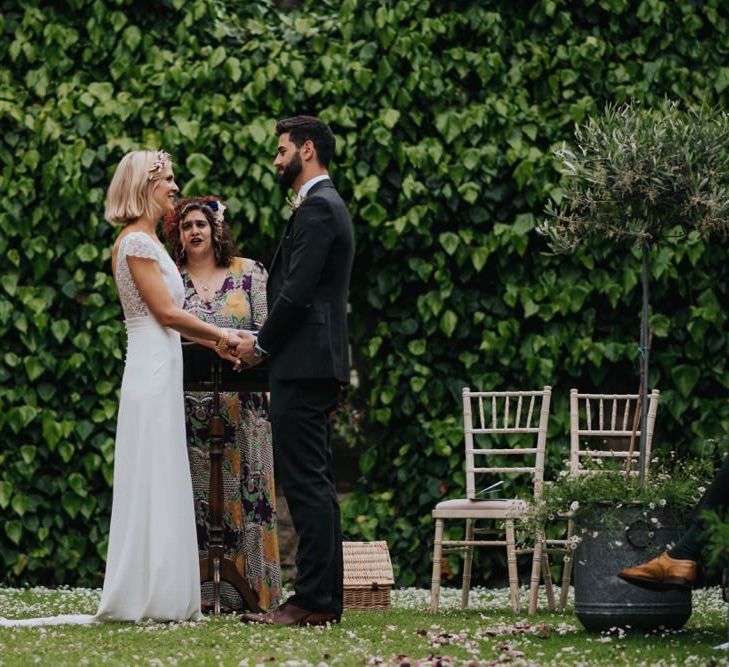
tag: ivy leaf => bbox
[225,57,242,83]
[7,406,38,433]
[187,153,213,179]
[11,494,27,517]
[76,244,99,262]
[650,313,670,338]
[51,319,71,343]
[379,386,395,405]
[361,202,387,227]
[0,300,12,323]
[671,365,701,398]
[513,213,536,234]
[0,481,12,509]
[24,356,44,381]
[61,492,81,518]
[380,108,400,129]
[248,122,268,145]
[12,554,28,577]
[42,416,62,449]
[123,26,141,50]
[439,232,460,255]
[1,273,18,296]
[58,442,75,463]
[408,339,426,356]
[80,496,97,519]
[75,421,95,441]
[410,377,426,392]
[210,46,226,68]
[176,119,200,142]
[68,473,88,498]
[4,521,22,545]
[4,352,21,368]
[303,79,322,96]
[20,446,36,465]
[440,310,458,337]
[458,182,480,204]
[471,247,490,272]
[88,82,113,102]
[360,448,377,475]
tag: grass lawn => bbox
[0,586,727,666]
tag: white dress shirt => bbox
[294,174,330,207]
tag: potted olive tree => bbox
[537,100,729,630]
[539,100,729,479]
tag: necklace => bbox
[186,268,218,293]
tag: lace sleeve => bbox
[115,233,164,318]
[122,232,159,261]
[250,261,269,329]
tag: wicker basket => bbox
[343,541,395,610]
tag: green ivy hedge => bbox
[1,0,728,587]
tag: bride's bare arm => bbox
[127,256,235,345]
[182,333,240,364]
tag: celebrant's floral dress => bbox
[182,257,281,611]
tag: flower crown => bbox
[180,198,226,225]
[147,150,171,181]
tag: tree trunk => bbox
[639,243,650,481]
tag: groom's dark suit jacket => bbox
[257,179,354,383]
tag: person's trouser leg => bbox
[669,454,729,560]
[270,378,342,614]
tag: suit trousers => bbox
[670,453,729,560]
[270,377,343,615]
[696,453,729,513]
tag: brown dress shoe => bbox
[618,551,697,591]
[240,602,340,627]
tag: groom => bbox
[238,115,355,626]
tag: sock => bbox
[668,523,702,561]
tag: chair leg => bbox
[528,526,544,615]
[461,519,475,610]
[542,547,556,611]
[505,519,520,614]
[559,518,575,612]
[431,518,444,613]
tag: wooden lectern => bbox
[181,341,268,614]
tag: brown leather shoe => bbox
[240,602,340,627]
[618,551,697,591]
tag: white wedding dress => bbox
[1,232,202,626]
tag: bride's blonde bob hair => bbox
[105,150,172,225]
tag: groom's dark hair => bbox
[276,115,336,167]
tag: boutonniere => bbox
[286,194,305,213]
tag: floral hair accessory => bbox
[147,150,170,181]
[203,199,226,224]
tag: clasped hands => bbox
[215,331,261,371]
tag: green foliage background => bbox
[1,0,728,587]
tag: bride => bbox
[1,150,245,626]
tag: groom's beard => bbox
[277,150,302,190]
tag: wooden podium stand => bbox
[181,341,268,614]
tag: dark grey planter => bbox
[573,505,692,632]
